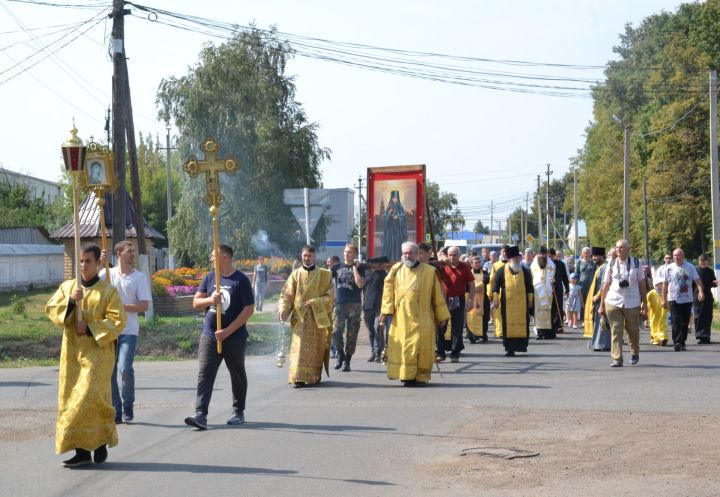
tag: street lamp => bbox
[612,114,631,242]
[61,122,87,322]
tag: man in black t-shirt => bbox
[184,244,254,430]
[362,256,388,363]
[331,244,365,372]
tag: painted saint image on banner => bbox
[372,179,417,261]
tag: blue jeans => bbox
[112,334,138,420]
[254,283,266,311]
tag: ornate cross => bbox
[183,138,238,206]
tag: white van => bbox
[442,239,468,255]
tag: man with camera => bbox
[598,240,647,367]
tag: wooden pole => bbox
[211,205,222,354]
[96,187,111,282]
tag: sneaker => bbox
[123,408,134,423]
[610,360,623,368]
[435,355,446,362]
[631,355,639,365]
[227,412,245,425]
[93,445,108,464]
[450,356,459,363]
[184,413,207,430]
[341,361,351,372]
[62,449,92,468]
[367,354,376,362]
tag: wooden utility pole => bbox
[111,0,127,248]
[709,69,720,288]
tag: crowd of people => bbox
[45,238,717,468]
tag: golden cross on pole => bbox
[183,138,238,354]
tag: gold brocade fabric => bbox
[488,260,505,337]
[531,259,555,330]
[381,262,450,383]
[499,265,530,339]
[279,267,334,384]
[466,272,485,336]
[647,289,668,344]
[583,266,602,338]
[45,279,126,454]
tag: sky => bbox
[0,0,685,235]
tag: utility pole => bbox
[643,178,649,263]
[158,126,177,269]
[489,201,494,243]
[709,69,720,288]
[623,125,631,242]
[524,192,529,247]
[545,163,552,247]
[536,175,543,246]
[356,175,363,259]
[573,170,579,257]
[111,0,127,249]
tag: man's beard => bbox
[402,258,415,268]
[509,260,520,272]
[538,258,546,268]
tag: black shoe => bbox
[674,343,682,352]
[661,339,668,346]
[402,379,418,387]
[341,361,351,372]
[367,354,376,362]
[93,445,108,464]
[374,355,382,363]
[610,360,623,368]
[535,335,543,340]
[184,413,207,430]
[334,358,344,370]
[62,449,92,468]
[293,382,305,388]
[681,343,687,351]
[631,355,639,365]
[435,355,446,362]
[450,356,459,363]
[504,351,515,357]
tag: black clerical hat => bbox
[591,247,605,257]
[506,245,521,258]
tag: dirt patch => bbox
[425,407,720,496]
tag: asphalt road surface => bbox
[2,326,719,497]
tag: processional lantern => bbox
[61,122,87,322]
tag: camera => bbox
[618,280,630,288]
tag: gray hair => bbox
[582,246,591,254]
[401,241,419,254]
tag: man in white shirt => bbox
[661,248,704,351]
[599,239,647,367]
[100,241,151,423]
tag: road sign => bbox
[526,234,535,243]
[284,188,330,241]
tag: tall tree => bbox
[425,180,459,241]
[157,27,329,264]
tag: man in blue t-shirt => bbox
[184,244,254,430]
[331,244,365,372]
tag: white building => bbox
[0,167,62,205]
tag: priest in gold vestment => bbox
[465,255,486,342]
[45,244,126,467]
[487,245,509,337]
[492,245,534,357]
[279,245,335,387]
[381,242,450,386]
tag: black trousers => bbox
[668,301,692,345]
[362,307,384,354]
[482,294,490,338]
[194,335,247,416]
[437,296,466,357]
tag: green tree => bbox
[134,132,182,248]
[425,180,459,241]
[473,219,489,235]
[0,180,54,228]
[157,27,329,264]
[575,1,719,259]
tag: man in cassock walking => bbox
[584,247,612,351]
[279,245,335,387]
[488,245,509,337]
[530,247,556,340]
[46,244,127,467]
[381,242,450,386]
[492,245,534,356]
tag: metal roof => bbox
[50,191,164,240]
[0,244,65,256]
[0,227,56,244]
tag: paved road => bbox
[2,327,719,497]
